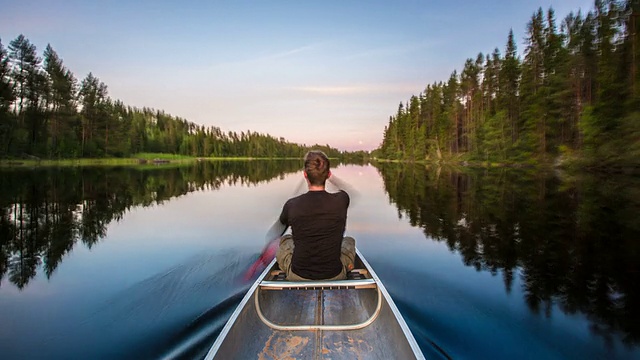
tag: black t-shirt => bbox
[279,190,349,279]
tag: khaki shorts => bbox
[276,234,356,281]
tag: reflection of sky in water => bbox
[0,164,638,359]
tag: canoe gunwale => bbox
[357,249,425,360]
[203,257,276,360]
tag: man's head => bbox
[303,150,330,186]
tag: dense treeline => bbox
[0,35,347,160]
[377,0,639,170]
[375,162,640,345]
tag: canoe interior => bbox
[210,255,421,359]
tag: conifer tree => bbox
[443,71,461,155]
[625,0,640,106]
[78,72,108,156]
[498,29,520,147]
[8,34,46,154]
[0,39,15,155]
[43,44,77,157]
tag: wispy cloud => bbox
[256,44,318,62]
[208,42,326,69]
[289,83,421,96]
[343,40,439,61]
[292,86,374,95]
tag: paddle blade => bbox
[243,238,279,281]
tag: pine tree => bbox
[8,34,46,155]
[79,72,108,156]
[395,102,406,158]
[43,44,77,157]
[594,0,625,125]
[620,0,640,108]
[0,39,15,155]
[563,11,587,148]
[498,29,521,148]
[542,7,569,155]
[461,56,482,153]
[443,71,461,155]
[626,0,640,106]
[0,39,12,110]
[483,48,500,118]
[407,95,421,160]
[8,35,38,119]
[578,0,625,163]
[520,8,546,159]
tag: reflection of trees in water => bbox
[374,162,640,346]
[0,160,301,290]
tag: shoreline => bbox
[0,156,304,167]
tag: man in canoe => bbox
[275,150,356,281]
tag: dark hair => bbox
[304,150,330,186]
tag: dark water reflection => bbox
[0,160,638,359]
[0,160,302,291]
[374,162,640,349]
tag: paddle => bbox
[242,178,304,281]
[243,172,358,281]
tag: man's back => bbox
[279,190,349,279]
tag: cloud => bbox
[208,42,326,70]
[289,83,421,96]
[343,40,439,61]
[291,86,374,95]
[255,44,318,62]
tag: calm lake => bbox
[0,161,638,359]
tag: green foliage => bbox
[377,1,639,171]
[0,35,365,161]
[478,110,509,161]
[578,105,601,155]
[133,152,194,160]
[616,111,640,169]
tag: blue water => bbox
[0,164,638,359]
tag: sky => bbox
[1,0,594,151]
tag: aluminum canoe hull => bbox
[204,249,424,359]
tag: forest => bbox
[0,36,349,160]
[376,0,639,171]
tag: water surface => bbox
[0,161,638,359]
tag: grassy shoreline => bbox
[0,153,305,167]
[372,157,541,168]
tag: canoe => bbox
[204,249,425,359]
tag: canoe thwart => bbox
[259,278,377,290]
[267,268,369,281]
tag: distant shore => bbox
[0,153,304,167]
